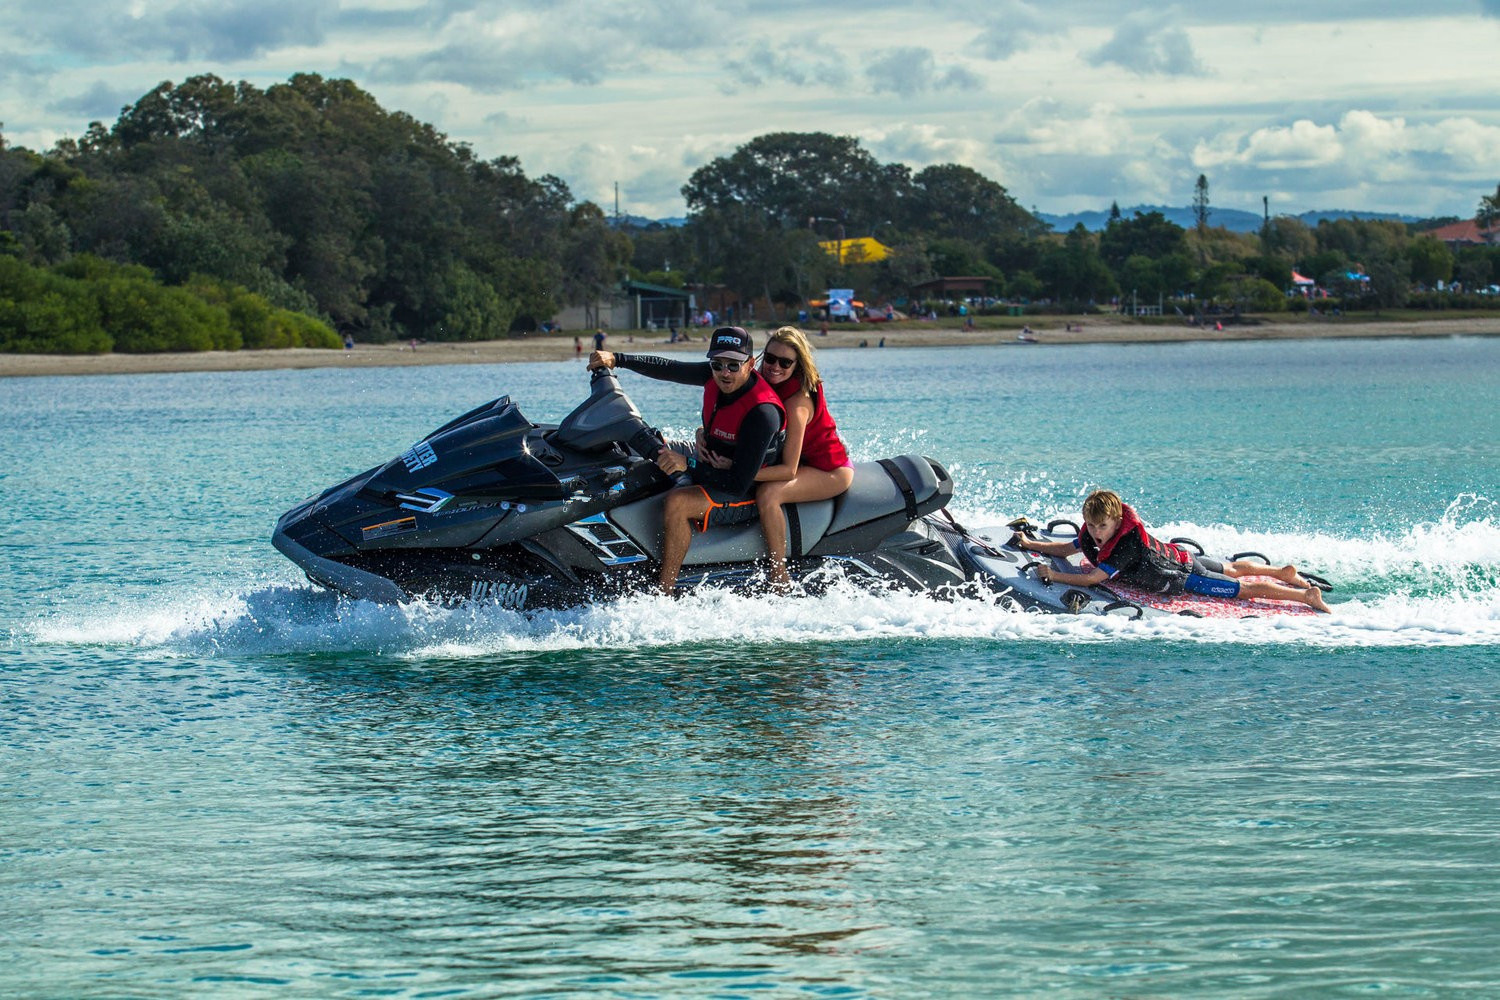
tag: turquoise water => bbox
[4,337,1500,997]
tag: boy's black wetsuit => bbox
[1075,503,1241,598]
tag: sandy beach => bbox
[4,315,1497,377]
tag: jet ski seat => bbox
[605,455,945,566]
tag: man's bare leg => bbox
[659,486,709,594]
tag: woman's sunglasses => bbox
[760,353,796,370]
[709,360,743,372]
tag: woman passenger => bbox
[700,325,853,588]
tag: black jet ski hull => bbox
[272,371,963,608]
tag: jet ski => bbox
[272,369,966,607]
[941,517,1333,619]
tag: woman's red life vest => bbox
[701,371,785,461]
[773,376,850,471]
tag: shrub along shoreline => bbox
[0,254,340,354]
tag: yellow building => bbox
[817,236,892,264]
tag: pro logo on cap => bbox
[705,325,753,361]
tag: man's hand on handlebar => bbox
[656,448,689,476]
[587,350,615,371]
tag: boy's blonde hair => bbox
[1082,489,1123,523]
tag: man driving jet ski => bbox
[589,326,786,594]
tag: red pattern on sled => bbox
[1089,567,1320,619]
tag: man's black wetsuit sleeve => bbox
[614,354,713,386]
[691,403,779,498]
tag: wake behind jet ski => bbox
[272,369,964,608]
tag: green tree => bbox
[682,132,899,238]
[1039,225,1117,304]
[1476,183,1500,230]
[925,237,1001,280]
[558,203,632,314]
[907,164,1036,243]
[1223,275,1287,313]
[1259,216,1316,262]
[1192,174,1210,267]
[1007,269,1044,301]
[15,202,72,264]
[1119,254,1163,302]
[1099,211,1188,272]
[0,256,111,352]
[874,240,935,300]
[1406,235,1453,288]
[1365,253,1412,310]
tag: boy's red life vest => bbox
[771,376,850,471]
[1077,503,1192,592]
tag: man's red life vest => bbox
[701,371,785,461]
[772,376,850,471]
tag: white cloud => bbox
[867,48,984,98]
[1003,100,1135,157]
[2,0,1499,218]
[1090,9,1207,77]
[721,38,850,92]
[4,0,339,61]
[864,124,992,173]
[1194,119,1343,170]
[974,0,1058,60]
[1194,111,1500,178]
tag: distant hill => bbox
[618,207,1427,234]
[1036,205,1425,233]
[614,214,686,229]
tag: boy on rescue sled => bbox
[1012,489,1330,613]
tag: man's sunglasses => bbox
[709,359,743,372]
[760,353,796,370]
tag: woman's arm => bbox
[692,404,781,496]
[752,392,812,482]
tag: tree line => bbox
[1,74,629,353]
[4,74,1499,355]
[636,153,1500,319]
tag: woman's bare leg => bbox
[758,467,855,587]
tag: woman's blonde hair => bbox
[764,326,822,392]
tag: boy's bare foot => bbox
[1304,586,1330,614]
[1275,563,1310,587]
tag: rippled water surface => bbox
[5,337,1500,997]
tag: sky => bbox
[3,0,1500,223]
